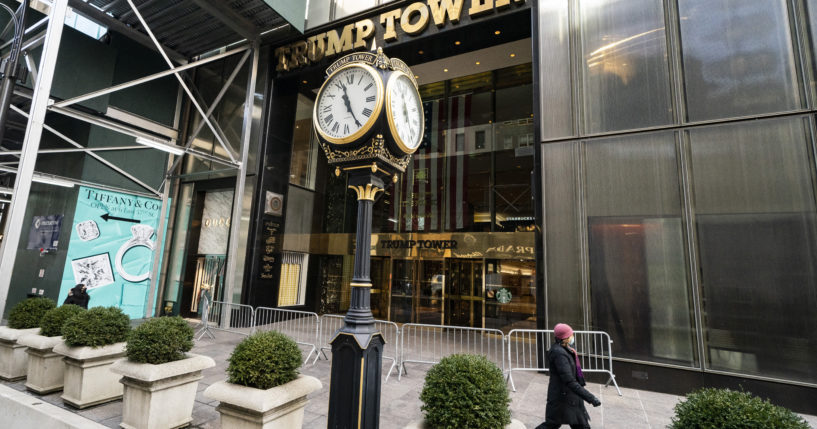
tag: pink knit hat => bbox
[554,323,574,340]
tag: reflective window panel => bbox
[689,117,817,383]
[678,0,801,121]
[585,132,696,365]
[580,0,673,132]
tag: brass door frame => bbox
[444,258,486,328]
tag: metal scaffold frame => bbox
[0,0,269,320]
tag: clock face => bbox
[313,64,383,144]
[386,72,424,154]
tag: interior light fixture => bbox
[510,53,516,58]
[455,41,461,45]
[443,68,448,72]
[475,61,481,65]
[418,50,424,54]
[135,136,185,156]
[32,174,75,188]
[495,30,501,35]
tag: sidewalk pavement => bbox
[2,330,816,428]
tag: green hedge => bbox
[62,306,130,348]
[670,388,810,429]
[420,354,511,429]
[7,297,56,329]
[126,316,193,364]
[39,304,85,337]
[227,331,301,390]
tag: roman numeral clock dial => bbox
[313,64,383,144]
[386,72,424,155]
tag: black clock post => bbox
[314,48,421,429]
[327,171,385,429]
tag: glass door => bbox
[390,259,444,324]
[370,256,391,319]
[444,259,484,328]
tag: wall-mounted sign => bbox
[265,191,284,216]
[496,288,512,304]
[275,0,527,72]
[259,217,281,280]
[198,190,233,255]
[27,214,63,250]
[59,186,166,319]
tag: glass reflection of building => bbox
[286,60,536,333]
[540,0,817,396]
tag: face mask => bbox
[569,337,575,346]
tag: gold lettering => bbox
[204,219,211,227]
[401,3,430,35]
[326,24,355,56]
[354,19,375,48]
[380,9,402,42]
[495,0,510,8]
[274,46,290,71]
[307,34,326,62]
[468,0,493,17]
[428,0,464,27]
[291,41,308,68]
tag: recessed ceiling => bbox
[412,38,532,86]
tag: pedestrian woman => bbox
[539,323,601,429]
[63,283,90,309]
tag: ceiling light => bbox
[135,137,185,156]
[509,53,515,58]
[475,61,481,65]
[495,30,501,35]
[443,68,448,72]
[455,41,461,45]
[32,174,75,188]
[418,50,424,54]
[302,80,307,84]
[414,75,419,79]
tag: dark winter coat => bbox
[545,342,599,426]
[63,285,89,309]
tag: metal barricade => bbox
[399,323,506,381]
[196,300,255,339]
[317,315,400,381]
[254,307,320,365]
[506,329,622,395]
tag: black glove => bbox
[591,397,601,407]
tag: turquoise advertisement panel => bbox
[59,186,164,319]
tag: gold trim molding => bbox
[350,282,373,288]
[348,183,384,201]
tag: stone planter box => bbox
[18,333,64,394]
[405,419,526,429]
[0,327,39,381]
[111,353,215,429]
[204,375,322,429]
[53,341,126,409]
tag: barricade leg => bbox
[605,371,623,396]
[507,370,517,392]
[383,357,396,382]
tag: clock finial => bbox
[375,47,390,70]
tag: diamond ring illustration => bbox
[115,224,155,282]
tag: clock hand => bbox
[340,83,362,128]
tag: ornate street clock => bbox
[315,47,423,429]
[313,48,424,179]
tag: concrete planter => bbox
[405,419,526,429]
[111,353,215,429]
[53,341,126,409]
[204,375,323,429]
[0,327,39,381]
[18,333,64,394]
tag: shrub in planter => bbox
[125,316,193,364]
[204,331,320,429]
[8,297,56,329]
[54,306,130,408]
[670,388,810,429]
[19,304,85,394]
[227,331,302,389]
[420,354,511,429]
[112,316,214,429]
[62,306,130,348]
[39,305,85,337]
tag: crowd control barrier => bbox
[506,329,622,395]
[399,323,505,381]
[196,299,254,340]
[254,307,321,364]
[318,315,400,380]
